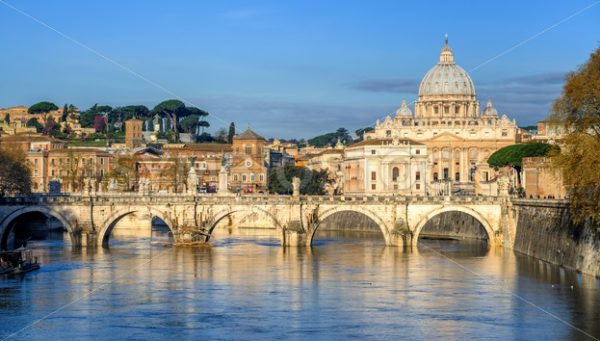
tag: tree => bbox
[0,148,31,196]
[228,122,236,144]
[58,150,95,192]
[214,128,228,143]
[93,115,106,132]
[268,165,330,195]
[307,132,338,147]
[42,117,59,136]
[79,104,112,128]
[355,127,374,141]
[179,115,201,134]
[28,101,58,114]
[105,156,138,191]
[4,113,10,124]
[335,127,352,145]
[487,143,555,171]
[113,105,150,123]
[26,118,43,133]
[550,46,600,224]
[61,104,69,122]
[158,151,190,193]
[151,100,210,139]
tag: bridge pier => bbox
[282,230,307,247]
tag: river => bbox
[1,231,599,340]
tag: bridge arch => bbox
[308,206,391,246]
[208,207,285,240]
[412,205,495,246]
[0,206,76,250]
[98,207,175,247]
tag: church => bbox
[346,38,527,195]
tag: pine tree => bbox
[227,122,236,144]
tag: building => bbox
[125,118,144,148]
[522,157,566,199]
[229,129,268,193]
[304,145,345,194]
[364,38,523,195]
[343,138,427,195]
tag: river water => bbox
[0,231,599,340]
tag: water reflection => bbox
[0,230,598,340]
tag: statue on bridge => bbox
[187,161,199,195]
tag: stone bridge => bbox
[0,194,513,249]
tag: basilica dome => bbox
[418,38,476,98]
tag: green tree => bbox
[112,105,150,123]
[28,101,58,114]
[79,104,113,128]
[307,132,338,147]
[61,104,69,122]
[335,127,352,145]
[4,113,10,124]
[550,46,600,224]
[268,165,330,195]
[228,122,236,144]
[487,143,554,171]
[355,127,374,141]
[179,115,201,134]
[151,100,210,139]
[0,148,32,196]
[26,118,43,133]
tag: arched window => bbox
[392,167,399,182]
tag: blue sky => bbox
[0,1,599,138]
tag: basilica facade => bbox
[358,38,525,195]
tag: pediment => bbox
[427,132,466,142]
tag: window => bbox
[371,149,376,155]
[455,172,460,182]
[483,171,489,182]
[392,167,399,181]
[415,149,420,155]
[251,174,255,181]
[443,168,449,180]
[260,174,264,181]
[415,171,421,181]
[434,106,439,114]
[371,184,376,190]
[371,171,376,181]
[444,106,449,114]
[433,172,439,181]
[234,175,238,181]
[245,145,252,154]
[501,131,508,137]
[455,106,460,114]
[416,184,420,190]
[386,130,392,137]
[242,175,247,182]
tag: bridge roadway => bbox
[0,193,513,249]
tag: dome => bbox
[482,100,498,116]
[395,100,413,116]
[418,38,476,98]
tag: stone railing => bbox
[0,193,509,206]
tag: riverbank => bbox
[511,199,600,278]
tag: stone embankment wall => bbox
[419,211,488,240]
[512,200,600,278]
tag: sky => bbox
[0,1,599,139]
